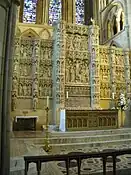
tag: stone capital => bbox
[0,0,20,8]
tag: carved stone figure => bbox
[70,65,75,82]
[12,91,17,111]
[33,90,38,111]
[66,65,70,82]
[19,83,23,96]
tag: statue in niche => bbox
[44,48,49,59]
[75,60,81,82]
[19,83,23,96]
[35,45,39,57]
[39,86,42,97]
[23,84,27,96]
[27,84,32,96]
[12,91,17,111]
[70,65,75,82]
[13,63,17,73]
[12,79,17,91]
[80,64,87,83]
[15,44,19,55]
[66,62,70,82]
[47,67,51,77]
[73,36,79,50]
[33,90,38,111]
[20,45,24,56]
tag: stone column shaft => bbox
[0,1,20,174]
[36,0,49,24]
[124,49,130,97]
[62,0,75,23]
[110,47,116,98]
[89,24,100,109]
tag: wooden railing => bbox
[24,148,131,175]
[66,109,118,131]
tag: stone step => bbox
[49,133,131,144]
[49,138,131,153]
[51,128,131,138]
[11,128,131,146]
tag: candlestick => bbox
[47,96,49,107]
[66,91,68,99]
[43,106,51,152]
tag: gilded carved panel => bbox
[12,36,53,111]
[99,47,111,99]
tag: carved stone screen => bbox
[12,37,53,112]
[65,24,90,108]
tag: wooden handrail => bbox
[24,148,131,175]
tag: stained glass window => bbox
[76,0,84,24]
[49,0,62,25]
[23,0,37,23]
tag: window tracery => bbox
[75,0,84,24]
[105,3,124,40]
[23,0,37,23]
[49,0,62,25]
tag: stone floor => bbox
[51,145,131,175]
[10,129,131,174]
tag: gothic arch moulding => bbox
[21,28,40,38]
[103,1,124,40]
[39,28,51,39]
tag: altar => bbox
[13,116,38,131]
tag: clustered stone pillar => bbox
[89,22,100,109]
[109,47,116,102]
[124,49,130,98]
[32,40,40,111]
[52,21,66,124]
[11,38,20,111]
[0,0,20,174]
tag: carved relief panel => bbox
[99,47,111,99]
[65,26,90,85]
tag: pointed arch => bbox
[39,28,51,39]
[103,2,124,40]
[21,28,40,38]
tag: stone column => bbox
[109,47,116,107]
[124,49,130,98]
[52,21,66,125]
[0,0,20,174]
[32,40,40,111]
[36,0,49,24]
[88,23,100,109]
